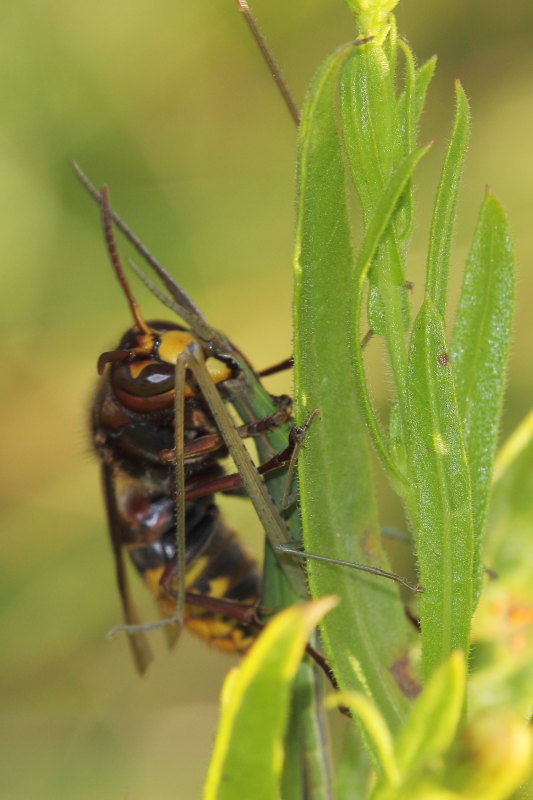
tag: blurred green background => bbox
[2,0,533,797]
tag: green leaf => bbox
[354,653,530,800]
[229,362,332,797]
[395,50,436,245]
[203,597,337,800]
[341,41,399,219]
[450,189,514,601]
[406,297,474,680]
[340,42,407,329]
[294,42,417,738]
[360,653,466,800]
[470,412,533,719]
[490,409,533,581]
[394,651,466,777]
[397,39,416,157]
[393,39,416,243]
[350,143,431,487]
[412,56,437,130]
[384,15,398,88]
[341,37,429,502]
[325,692,399,787]
[426,81,470,320]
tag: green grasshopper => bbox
[76,155,335,796]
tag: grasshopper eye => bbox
[113,360,175,399]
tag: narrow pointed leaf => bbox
[354,145,432,279]
[392,48,436,245]
[394,39,417,243]
[394,651,466,776]
[426,81,470,319]
[203,597,336,800]
[406,297,474,680]
[325,692,399,786]
[396,51,437,237]
[397,39,416,158]
[351,143,431,487]
[478,412,533,717]
[228,363,332,796]
[367,653,466,800]
[413,57,437,129]
[341,42,407,339]
[450,190,514,600]
[490,409,533,580]
[340,41,399,217]
[294,44,417,736]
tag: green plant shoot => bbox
[293,0,515,722]
[205,0,526,795]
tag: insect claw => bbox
[276,539,304,551]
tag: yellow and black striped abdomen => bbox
[143,521,261,655]
[184,523,260,653]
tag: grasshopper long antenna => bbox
[72,161,215,343]
[235,0,300,127]
[128,258,191,317]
